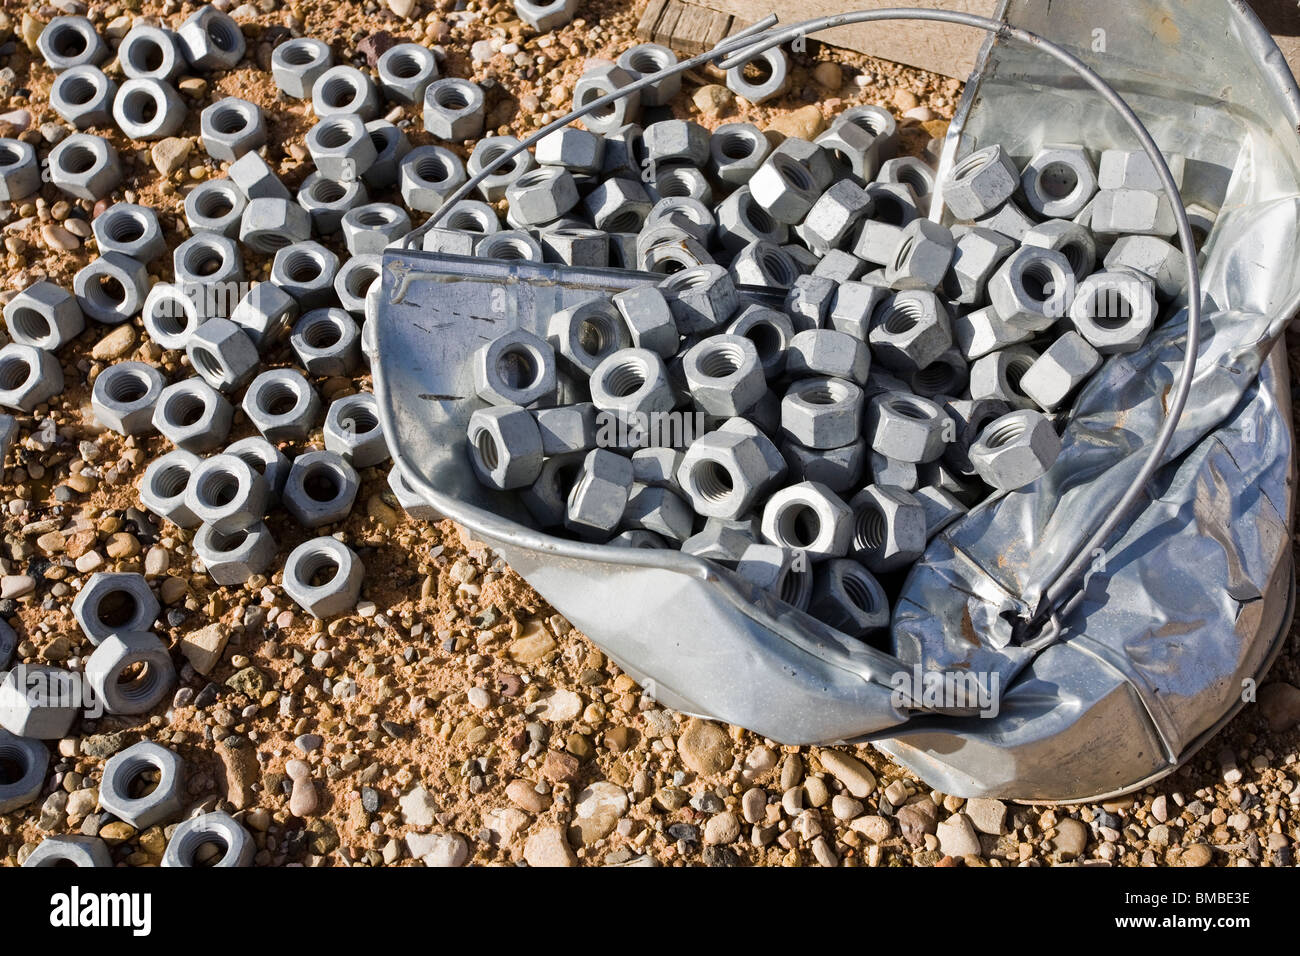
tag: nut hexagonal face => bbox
[730,240,801,290]
[734,543,813,610]
[565,448,634,536]
[799,179,872,254]
[615,42,680,106]
[91,361,166,435]
[814,121,878,182]
[708,123,770,186]
[828,281,889,341]
[178,6,246,71]
[942,227,1016,306]
[193,519,278,586]
[909,350,969,399]
[0,344,64,412]
[879,157,937,206]
[781,377,865,451]
[38,16,109,70]
[99,741,185,829]
[547,298,631,377]
[853,183,920,265]
[113,78,186,140]
[200,97,267,163]
[224,436,292,500]
[0,138,39,202]
[467,405,544,491]
[515,0,582,31]
[622,483,693,542]
[92,203,166,263]
[22,836,112,868]
[652,165,712,206]
[589,348,676,425]
[643,119,709,169]
[184,179,248,238]
[323,392,391,468]
[870,452,918,490]
[1103,235,1188,300]
[283,450,360,527]
[1020,144,1098,219]
[290,308,361,377]
[1097,148,1186,191]
[333,255,382,315]
[474,328,557,408]
[682,335,766,418]
[988,246,1076,333]
[847,485,926,573]
[716,187,788,253]
[676,429,772,521]
[476,230,544,263]
[377,43,439,106]
[140,449,201,528]
[1069,270,1158,354]
[631,446,685,490]
[268,241,340,310]
[728,304,794,379]
[969,409,1062,491]
[884,218,956,292]
[48,134,121,201]
[941,144,1019,220]
[681,518,759,564]
[49,65,117,129]
[228,151,290,201]
[751,152,821,225]
[0,731,49,814]
[505,165,579,226]
[468,135,535,202]
[363,122,409,191]
[284,537,364,619]
[422,78,486,141]
[172,235,246,322]
[311,65,381,121]
[759,481,853,562]
[868,290,952,373]
[227,281,298,352]
[240,197,312,255]
[536,127,606,174]
[306,113,378,183]
[952,305,1034,362]
[781,438,866,494]
[186,318,259,393]
[968,346,1041,411]
[72,572,160,644]
[184,453,271,532]
[572,64,640,135]
[86,632,175,716]
[1023,219,1097,280]
[808,559,889,636]
[867,391,951,464]
[725,47,790,105]
[4,279,85,350]
[162,812,255,867]
[73,251,150,325]
[340,202,411,255]
[781,273,834,333]
[786,329,872,386]
[399,145,467,214]
[1018,330,1102,411]
[152,377,234,452]
[272,37,333,99]
[940,397,1011,477]
[0,667,81,739]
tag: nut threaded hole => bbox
[689,459,734,503]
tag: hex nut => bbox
[975,199,1037,242]
[942,144,1020,220]
[423,78,486,141]
[72,571,159,645]
[1091,188,1177,237]
[23,836,112,868]
[952,304,1033,361]
[99,741,185,829]
[113,77,186,140]
[784,272,836,334]
[466,404,544,491]
[193,519,278,586]
[868,391,951,464]
[520,455,582,527]
[879,157,937,206]
[760,481,853,562]
[367,121,410,189]
[828,281,889,341]
[781,377,864,451]
[506,166,580,226]
[532,403,598,459]
[682,335,765,417]
[38,16,109,71]
[870,452,918,491]
[230,281,299,350]
[622,483,693,542]
[847,485,926,573]
[539,226,608,267]
[0,344,64,412]
[681,518,759,564]
[969,409,1062,491]
[868,290,952,373]
[290,308,361,377]
[814,121,880,182]
[565,449,634,536]
[283,450,360,528]
[340,202,411,255]
[200,97,266,162]
[312,65,381,121]
[334,255,382,316]
[323,392,390,468]
[708,123,770,186]
[657,266,737,335]
[939,397,1011,478]
[716,186,788,253]
[85,631,175,717]
[675,430,770,521]
[224,435,292,500]
[240,197,312,255]
[1104,235,1188,300]
[477,230,544,262]
[786,329,872,386]
[1020,144,1098,219]
[272,37,333,98]
[0,138,39,205]
[163,812,255,867]
[184,178,247,238]
[71,252,148,326]
[782,438,866,493]
[610,530,667,550]
[1023,218,1098,280]
[583,176,653,232]
[853,183,920,265]
[468,135,535,202]
[306,113,377,183]
[910,349,969,399]
[178,6,246,70]
[378,42,439,105]
[49,65,117,129]
[186,318,259,393]
[884,218,956,292]
[808,559,889,636]
[91,361,165,435]
[1097,148,1185,191]
[5,280,85,350]
[140,449,202,527]
[727,304,794,379]
[751,151,822,225]
[184,454,270,532]
[90,204,163,265]
[152,377,234,452]
[1069,270,1158,353]
[942,227,1016,306]
[1018,330,1102,411]
[590,348,677,428]
[49,133,121,201]
[0,667,80,739]
[799,179,872,254]
[242,368,321,443]
[988,246,1075,332]
[914,485,968,539]
[537,127,606,175]
[616,43,679,106]
[725,46,790,105]
[228,151,291,201]
[270,241,341,309]
[0,731,49,814]
[967,346,1040,411]
[547,298,631,377]
[473,328,557,408]
[734,543,813,611]
[572,64,640,135]
[399,145,467,213]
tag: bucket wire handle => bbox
[409,7,1202,642]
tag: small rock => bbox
[817,748,876,798]
[524,826,577,867]
[505,778,550,814]
[399,786,438,827]
[704,811,740,845]
[386,0,416,17]
[678,719,733,775]
[151,137,192,176]
[508,622,556,663]
[936,813,982,857]
[831,794,863,821]
[534,688,582,722]
[416,831,469,867]
[1258,682,1300,732]
[964,797,1007,835]
[692,84,733,117]
[812,61,842,90]
[741,787,767,824]
[91,325,137,361]
[768,104,826,141]
[850,814,893,843]
[573,782,627,843]
[1053,817,1089,859]
[893,89,920,111]
[1179,843,1214,867]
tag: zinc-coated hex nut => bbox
[988,245,1075,333]
[534,403,598,458]
[225,435,291,500]
[708,122,770,186]
[798,179,872,255]
[99,741,185,829]
[968,345,1040,411]
[312,65,381,121]
[785,275,837,335]
[474,328,557,408]
[769,137,833,193]
[184,453,270,531]
[782,436,866,493]
[0,667,81,738]
[289,308,361,377]
[827,281,889,342]
[0,343,63,412]
[184,178,247,238]
[91,361,165,435]
[1069,270,1158,354]
[563,448,633,537]
[1018,330,1102,411]
[377,42,439,105]
[910,350,969,399]
[422,77,485,141]
[358,117,409,190]
[781,377,864,451]
[200,97,266,162]
[140,449,201,527]
[194,520,277,585]
[48,133,121,201]
[582,176,653,232]
[4,280,85,350]
[630,445,684,492]
[837,105,899,171]
[681,517,759,564]
[942,144,1020,220]
[113,78,185,140]
[1104,235,1188,300]
[437,200,500,236]
[760,481,853,562]
[852,182,920,266]
[547,298,631,377]
[283,536,365,618]
[283,450,360,528]
[975,199,1036,242]
[118,24,186,80]
[387,461,444,521]
[152,377,234,451]
[38,16,108,70]
[72,571,159,644]
[942,226,1016,306]
[92,203,165,263]
[970,409,1062,491]
[332,256,381,317]
[572,64,640,135]
[643,119,710,168]
[536,127,606,175]
[519,455,581,527]
[323,392,390,468]
[814,120,879,182]
[298,173,368,235]
[651,165,712,206]
[940,397,1011,477]
[847,485,926,573]
[23,835,112,868]
[727,305,794,380]
[242,368,320,443]
[659,265,737,335]
[240,197,312,255]
[178,5,245,70]
[952,304,1033,361]
[879,157,937,206]
[871,452,918,490]
[186,318,259,393]
[168,235,246,315]
[477,230,544,262]
[884,218,956,292]
[725,46,789,105]
[609,286,676,359]
[645,196,715,245]
[271,37,333,98]
[868,391,951,464]
[0,730,49,813]
[681,335,765,418]
[730,240,800,290]
[49,65,117,129]
[163,812,255,867]
[540,226,608,267]
[1023,218,1097,280]
[808,559,889,636]
[914,485,968,539]
[616,43,679,106]
[610,530,667,550]
[868,290,952,373]
[1020,144,1098,219]
[306,113,377,183]
[637,233,712,274]
[467,405,544,491]
[230,282,299,351]
[718,190,789,261]
[734,543,813,611]
[468,135,535,202]
[228,151,291,202]
[0,139,38,202]
[505,166,580,226]
[751,151,822,225]
[270,241,340,309]
[1090,188,1177,237]
[786,329,872,386]
[515,0,581,31]
[340,203,411,255]
[399,145,467,213]
[72,252,149,325]
[622,483,693,542]
[590,348,677,426]
[1097,148,1186,191]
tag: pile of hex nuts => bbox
[0,0,1194,865]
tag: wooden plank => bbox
[635,0,669,41]
[651,0,683,49]
[701,9,734,51]
[671,5,716,55]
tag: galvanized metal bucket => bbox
[372,0,1300,801]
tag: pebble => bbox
[831,794,863,821]
[812,61,842,90]
[936,813,982,857]
[1258,682,1300,731]
[1053,817,1089,859]
[1151,794,1169,823]
[704,811,740,845]
[285,759,319,817]
[893,88,921,110]
[811,835,839,867]
[151,137,192,176]
[768,104,826,141]
[904,106,937,122]
[534,687,582,721]
[572,782,627,843]
[294,733,323,754]
[850,814,893,843]
[91,325,137,361]
[41,224,78,251]
[1,575,34,598]
[677,719,733,775]
[741,787,767,824]
[398,785,438,827]
[817,748,876,799]
[964,797,1007,835]
[466,686,492,709]
[413,831,468,866]
[1179,843,1214,867]
[524,826,577,867]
